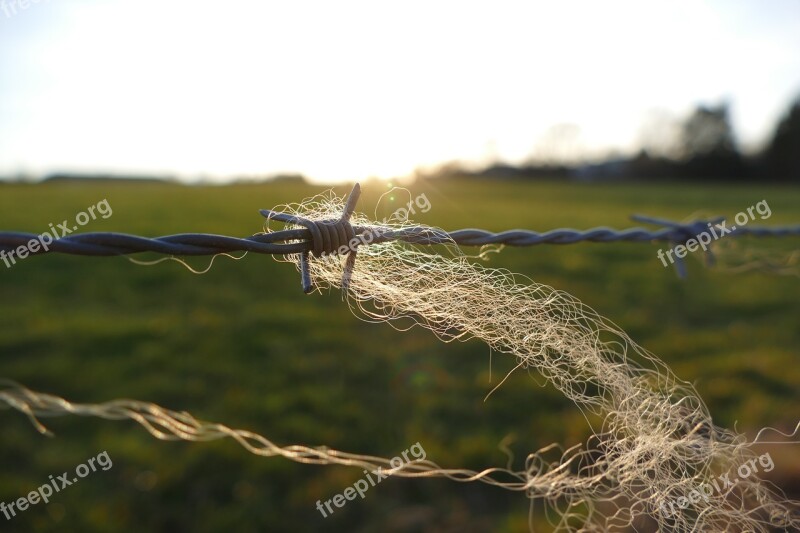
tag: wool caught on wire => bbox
[2,185,799,532]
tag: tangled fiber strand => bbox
[0,381,606,497]
[711,238,800,277]
[266,189,800,532]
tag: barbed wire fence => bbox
[2,183,800,532]
[2,185,799,285]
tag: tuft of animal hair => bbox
[264,189,800,531]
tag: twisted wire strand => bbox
[3,221,798,257]
[2,183,799,288]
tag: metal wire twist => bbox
[260,183,362,292]
[2,183,799,289]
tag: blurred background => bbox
[1,1,798,532]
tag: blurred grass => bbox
[0,178,798,532]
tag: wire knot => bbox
[304,217,358,258]
[260,183,362,293]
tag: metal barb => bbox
[261,183,362,293]
[631,214,724,278]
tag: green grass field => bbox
[1,178,798,532]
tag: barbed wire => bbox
[2,184,799,287]
[4,224,799,254]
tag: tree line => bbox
[432,95,800,183]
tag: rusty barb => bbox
[2,183,799,291]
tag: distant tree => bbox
[762,97,800,181]
[679,103,748,180]
[680,103,736,158]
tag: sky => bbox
[0,0,799,183]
